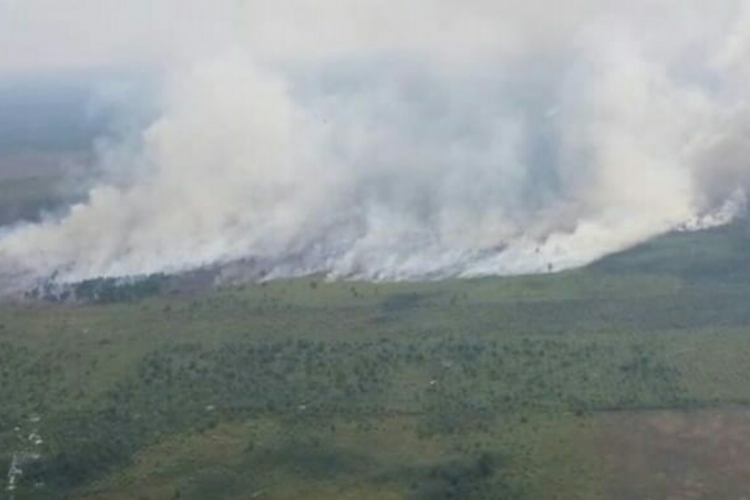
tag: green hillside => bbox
[2,218,750,499]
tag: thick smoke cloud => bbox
[0,0,749,285]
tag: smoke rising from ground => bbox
[0,0,749,285]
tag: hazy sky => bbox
[0,0,742,73]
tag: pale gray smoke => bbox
[0,0,749,285]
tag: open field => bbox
[1,217,750,498]
[0,150,92,226]
[0,174,71,226]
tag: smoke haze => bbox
[0,0,749,285]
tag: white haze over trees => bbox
[0,0,749,284]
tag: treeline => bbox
[25,274,166,304]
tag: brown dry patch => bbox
[599,409,750,500]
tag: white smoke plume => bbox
[0,0,749,285]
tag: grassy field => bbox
[0,146,93,226]
[2,218,750,498]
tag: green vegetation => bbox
[3,218,750,498]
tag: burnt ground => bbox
[600,409,750,500]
